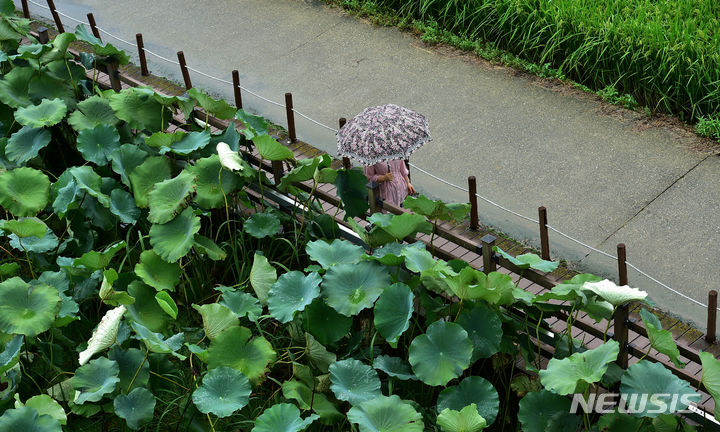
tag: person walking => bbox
[364,160,415,206]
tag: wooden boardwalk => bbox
[36,25,720,423]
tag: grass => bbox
[325,0,720,134]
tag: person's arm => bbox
[405,175,415,194]
[364,164,391,183]
[398,161,414,194]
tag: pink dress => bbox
[364,160,410,206]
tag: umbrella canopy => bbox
[337,104,431,166]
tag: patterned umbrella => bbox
[337,104,431,166]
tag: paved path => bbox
[21,0,720,327]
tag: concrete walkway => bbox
[21,0,720,327]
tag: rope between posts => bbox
[24,0,713,312]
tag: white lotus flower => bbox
[582,279,647,306]
[216,142,243,172]
[78,305,126,365]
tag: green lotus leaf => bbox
[268,271,321,323]
[250,252,277,304]
[0,67,33,108]
[455,304,502,361]
[188,88,236,120]
[7,225,58,252]
[376,212,433,241]
[244,212,281,239]
[16,394,67,425]
[404,194,470,222]
[193,366,251,418]
[193,234,227,260]
[306,239,364,269]
[209,122,242,151]
[236,109,269,139]
[208,326,276,382]
[0,335,23,375]
[68,166,110,207]
[113,387,155,430]
[67,95,118,131]
[149,208,201,263]
[303,299,352,345]
[109,87,169,132]
[76,123,120,165]
[0,406,61,432]
[252,403,319,432]
[374,283,413,347]
[305,332,335,373]
[220,290,262,322]
[444,269,515,305]
[14,98,66,128]
[163,131,211,155]
[130,321,185,360]
[700,351,720,419]
[329,359,381,405]
[1,217,47,238]
[401,246,437,274]
[253,134,293,161]
[281,380,343,423]
[596,412,645,432]
[322,262,390,316]
[347,395,424,432]
[109,144,148,187]
[155,291,178,319]
[540,340,619,395]
[0,278,60,337]
[193,303,238,340]
[278,155,330,190]
[147,171,196,224]
[98,269,134,307]
[437,377,499,426]
[372,355,417,381]
[72,357,120,404]
[493,246,559,273]
[437,404,487,432]
[146,130,184,149]
[188,155,242,208]
[125,281,170,332]
[370,241,407,266]
[334,169,369,219]
[74,24,129,63]
[582,279,647,306]
[620,361,697,417]
[0,167,50,216]
[50,172,78,216]
[109,188,140,224]
[517,390,581,432]
[134,250,181,292]
[109,347,149,392]
[0,262,21,276]
[409,320,472,386]
[639,309,684,368]
[5,126,50,163]
[74,241,125,269]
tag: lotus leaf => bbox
[109,87,168,132]
[0,277,60,337]
[15,394,66,425]
[67,95,118,131]
[68,166,110,207]
[244,212,281,239]
[98,269,135,307]
[540,340,619,395]
[281,380,343,423]
[700,351,720,419]
[125,281,172,331]
[0,406,61,432]
[108,189,140,224]
[154,291,178,319]
[164,130,211,155]
[130,322,185,360]
[517,390,581,432]
[278,155,330,190]
[74,241,125,269]
[409,320,472,386]
[217,141,244,171]
[14,98,66,128]
[189,155,242,208]
[334,169,369,219]
[372,355,417,381]
[253,134,293,160]
[193,234,227,260]
[113,387,155,430]
[322,261,390,316]
[147,171,196,224]
[193,366,251,418]
[0,167,50,216]
[437,376,499,425]
[404,195,470,222]
[188,88,236,120]
[0,335,22,375]
[306,239,365,269]
[134,250,181,292]
[252,403,319,432]
[401,246,437,274]
[437,404,487,432]
[72,357,120,404]
[208,326,276,382]
[109,144,148,187]
[149,208,201,262]
[378,212,433,241]
[78,305,126,365]
[305,332,336,373]
[5,126,50,163]
[639,308,684,368]
[220,290,262,321]
[193,303,238,339]
[250,252,277,304]
[0,67,33,108]
[76,123,120,165]
[1,217,47,238]
[493,246,559,273]
[303,299,352,345]
[329,359,381,405]
[374,283,413,346]
[236,109,269,139]
[582,279,647,306]
[455,304,502,361]
[620,360,697,417]
[109,347,149,392]
[347,395,424,432]
[268,271,321,323]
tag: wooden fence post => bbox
[538,206,550,260]
[285,93,296,143]
[614,243,629,369]
[87,13,101,40]
[272,161,284,185]
[468,176,479,230]
[707,290,718,343]
[367,182,379,214]
[45,0,64,33]
[136,33,148,76]
[176,51,192,90]
[481,234,497,274]
[105,61,121,92]
[232,70,242,109]
[20,0,30,18]
[37,26,50,44]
